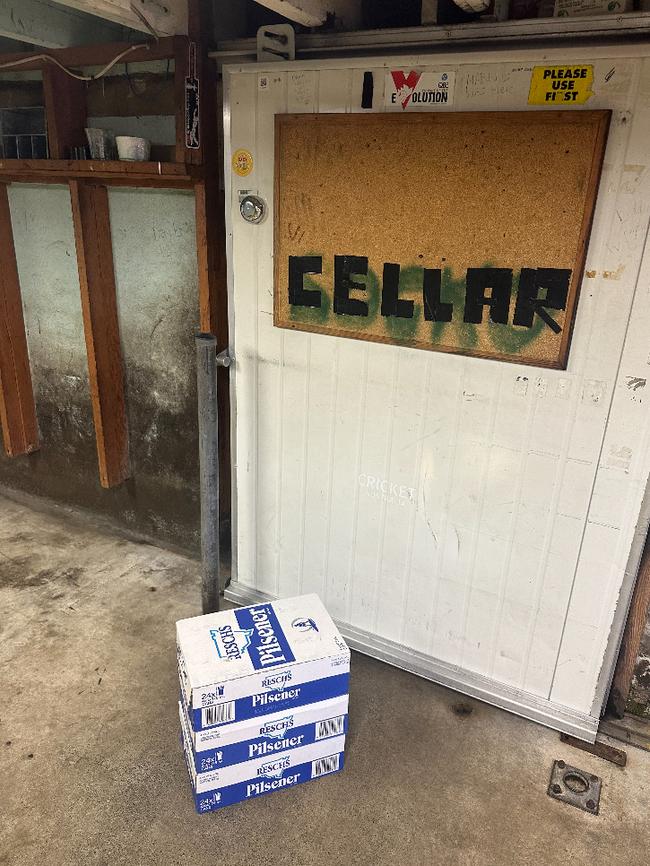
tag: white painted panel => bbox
[228,71,259,591]
[254,71,286,597]
[225,45,650,739]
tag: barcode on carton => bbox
[201,701,235,727]
[311,753,340,778]
[315,715,345,740]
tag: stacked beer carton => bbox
[176,594,350,813]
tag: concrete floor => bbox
[1,495,649,866]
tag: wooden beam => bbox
[0,184,39,457]
[195,181,228,337]
[195,180,214,334]
[0,37,176,72]
[69,179,129,488]
[189,0,231,520]
[0,0,123,47]
[196,181,231,522]
[49,0,187,37]
[0,158,198,187]
[253,0,361,27]
[608,536,650,717]
[42,65,87,159]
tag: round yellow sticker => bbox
[232,149,253,177]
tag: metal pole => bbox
[195,332,220,614]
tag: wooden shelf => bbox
[0,159,200,188]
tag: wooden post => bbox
[608,536,650,717]
[195,179,231,520]
[187,0,231,521]
[0,184,39,456]
[43,65,87,159]
[69,179,129,488]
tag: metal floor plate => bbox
[548,760,601,815]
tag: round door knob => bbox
[240,194,266,224]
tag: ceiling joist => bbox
[49,0,187,38]
[254,0,361,29]
[0,0,125,47]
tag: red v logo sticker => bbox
[391,70,421,109]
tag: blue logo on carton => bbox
[199,751,223,772]
[210,625,254,660]
[292,617,319,632]
[258,755,291,779]
[262,670,292,691]
[234,604,296,670]
[259,715,294,739]
[199,792,221,812]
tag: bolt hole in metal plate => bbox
[548,760,601,815]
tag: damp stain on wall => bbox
[0,185,201,551]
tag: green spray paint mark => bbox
[289,259,550,354]
[289,256,380,329]
[430,265,547,354]
[486,270,545,353]
[336,267,380,330]
[429,267,478,348]
[385,266,423,342]
[289,273,330,325]
[288,252,329,325]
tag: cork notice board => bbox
[273,111,610,368]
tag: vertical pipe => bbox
[195,332,220,613]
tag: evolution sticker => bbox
[528,65,594,105]
[385,70,455,110]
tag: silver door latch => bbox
[239,193,266,224]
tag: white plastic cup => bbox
[115,136,151,161]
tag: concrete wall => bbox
[0,184,201,550]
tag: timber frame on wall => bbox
[0,27,229,504]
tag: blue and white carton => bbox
[183,693,349,771]
[176,594,350,733]
[180,701,346,813]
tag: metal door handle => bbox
[216,349,232,368]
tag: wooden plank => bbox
[0,158,191,177]
[599,713,650,752]
[0,159,198,188]
[607,536,650,717]
[0,184,38,457]
[0,37,177,72]
[42,64,87,159]
[48,0,187,37]
[0,0,123,47]
[69,179,129,488]
[559,733,627,767]
[254,0,361,27]
[189,0,230,522]
[195,180,214,333]
[195,180,230,520]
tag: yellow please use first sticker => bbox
[528,64,594,105]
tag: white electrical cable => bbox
[0,42,151,81]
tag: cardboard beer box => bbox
[176,594,350,733]
[182,694,349,772]
[179,702,346,813]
